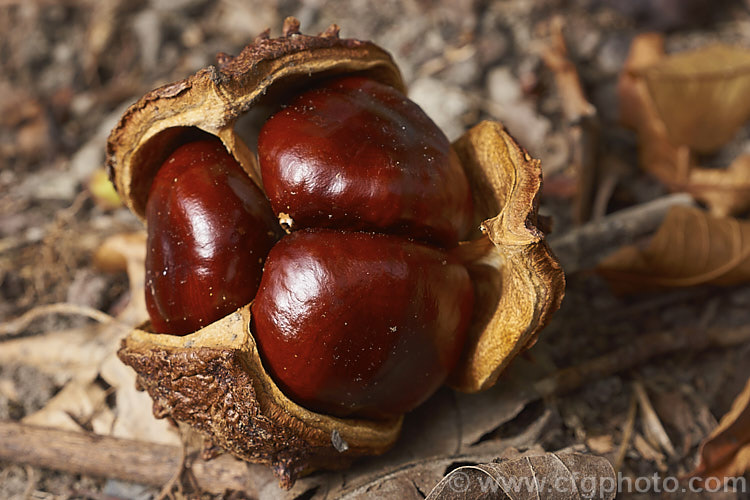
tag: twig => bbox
[0,302,128,338]
[23,465,36,500]
[156,443,189,500]
[633,381,677,458]
[615,392,637,472]
[541,17,599,224]
[548,193,696,274]
[590,155,631,221]
[534,323,750,399]
[0,421,254,495]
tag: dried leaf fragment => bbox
[88,168,123,210]
[643,44,750,153]
[686,154,750,217]
[691,376,750,484]
[598,205,750,293]
[619,34,750,216]
[22,375,114,435]
[427,450,616,499]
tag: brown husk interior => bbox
[449,121,565,392]
[109,18,564,488]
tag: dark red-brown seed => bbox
[258,76,474,247]
[251,229,474,419]
[145,139,283,335]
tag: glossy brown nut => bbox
[258,76,474,247]
[251,228,475,419]
[145,139,283,335]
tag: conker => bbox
[258,76,473,247]
[145,139,282,335]
[251,229,474,419]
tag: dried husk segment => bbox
[108,18,564,489]
[117,305,401,488]
[449,121,565,392]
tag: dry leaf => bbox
[598,205,750,293]
[99,351,180,446]
[643,44,750,153]
[691,376,750,484]
[586,435,615,455]
[633,433,666,465]
[94,231,148,325]
[314,449,516,500]
[288,446,584,500]
[634,381,677,458]
[427,450,616,500]
[23,375,114,435]
[0,232,147,381]
[88,168,123,210]
[0,324,119,385]
[685,154,750,218]
[619,34,750,216]
[277,365,541,500]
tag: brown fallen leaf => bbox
[691,376,750,484]
[88,168,123,210]
[0,323,121,384]
[643,44,750,153]
[99,350,181,446]
[685,154,750,218]
[281,368,541,499]
[426,449,616,500]
[22,375,114,435]
[598,205,750,293]
[633,433,666,467]
[586,435,615,455]
[619,34,750,216]
[0,232,147,379]
[93,231,148,325]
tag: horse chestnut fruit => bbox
[111,20,565,487]
[145,139,282,335]
[252,229,474,419]
[258,76,473,246]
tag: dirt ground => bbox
[2,0,750,498]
